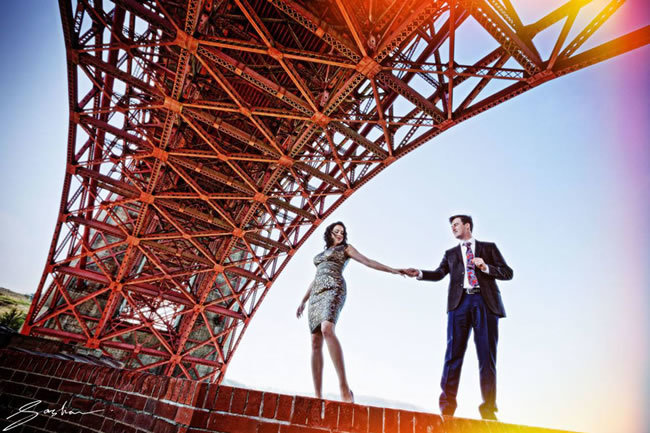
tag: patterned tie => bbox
[465,242,479,287]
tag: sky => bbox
[0,2,648,433]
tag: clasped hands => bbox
[398,257,487,277]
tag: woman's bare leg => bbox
[311,330,324,399]
[320,321,353,402]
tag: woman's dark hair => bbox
[324,221,348,248]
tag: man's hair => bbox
[449,214,473,231]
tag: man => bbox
[402,215,513,420]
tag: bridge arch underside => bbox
[24,0,648,381]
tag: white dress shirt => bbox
[418,237,489,285]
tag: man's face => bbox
[450,217,471,240]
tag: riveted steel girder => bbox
[24,0,649,382]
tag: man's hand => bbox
[399,268,420,278]
[472,257,488,272]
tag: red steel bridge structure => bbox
[24,0,649,382]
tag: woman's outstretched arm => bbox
[345,244,401,274]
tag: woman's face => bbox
[331,225,345,246]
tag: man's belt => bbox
[465,287,480,294]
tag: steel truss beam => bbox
[24,0,649,382]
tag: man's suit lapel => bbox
[453,245,463,265]
[474,240,482,258]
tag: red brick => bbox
[124,393,147,410]
[369,407,383,433]
[352,405,369,433]
[20,357,34,372]
[175,380,197,405]
[75,364,95,383]
[124,408,138,426]
[62,362,77,379]
[193,382,210,407]
[27,373,49,388]
[189,409,211,429]
[145,397,157,413]
[93,368,107,386]
[163,377,179,400]
[46,359,63,376]
[114,421,137,433]
[34,388,59,403]
[158,376,171,400]
[291,395,311,425]
[81,383,95,396]
[141,375,159,397]
[306,399,324,427]
[156,401,178,420]
[73,364,87,381]
[399,410,415,433]
[110,405,129,423]
[207,412,258,433]
[207,412,223,430]
[22,384,38,398]
[339,402,354,431]
[113,389,127,405]
[133,373,148,391]
[442,416,479,433]
[384,408,398,433]
[245,389,263,416]
[153,418,178,433]
[47,377,62,390]
[101,417,116,431]
[214,385,233,412]
[155,375,171,399]
[56,391,74,406]
[90,400,108,414]
[135,411,155,430]
[28,357,43,372]
[176,406,195,425]
[45,417,76,433]
[53,361,67,377]
[414,413,443,433]
[202,382,219,409]
[257,420,281,433]
[125,371,141,391]
[278,425,327,433]
[276,394,293,421]
[261,392,278,419]
[173,379,189,403]
[93,386,117,402]
[182,380,199,405]
[231,388,248,414]
[5,382,25,397]
[83,413,106,431]
[57,380,77,394]
[99,370,115,387]
[69,396,94,412]
[0,367,12,379]
[11,370,26,382]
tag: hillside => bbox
[0,287,32,317]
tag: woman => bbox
[296,221,401,403]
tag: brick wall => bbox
[0,347,575,433]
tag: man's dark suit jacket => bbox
[421,241,513,317]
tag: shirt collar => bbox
[459,237,475,248]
